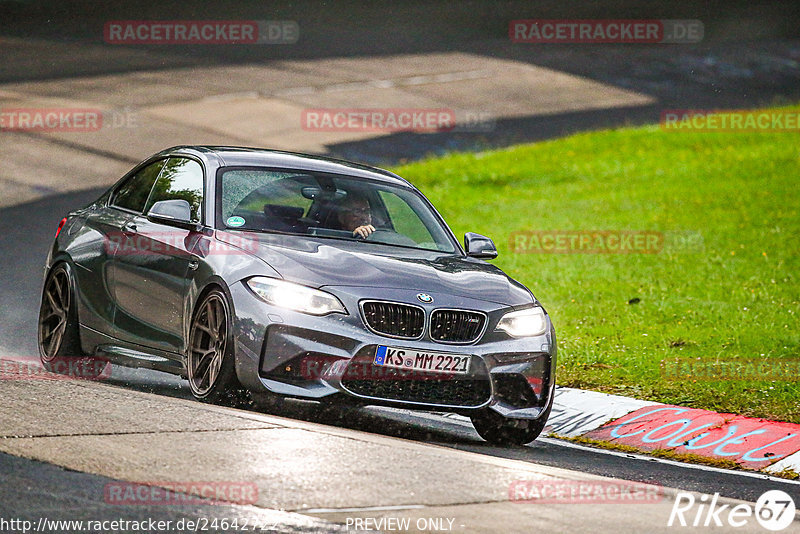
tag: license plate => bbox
[373,346,471,375]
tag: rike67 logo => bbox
[668,490,796,531]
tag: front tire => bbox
[187,289,243,404]
[470,408,547,446]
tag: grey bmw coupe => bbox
[38,146,556,445]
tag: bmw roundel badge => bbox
[416,293,433,303]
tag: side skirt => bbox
[80,324,186,376]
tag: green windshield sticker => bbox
[226,216,246,227]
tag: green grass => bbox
[391,106,800,423]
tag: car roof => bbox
[155,145,413,187]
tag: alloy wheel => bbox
[38,267,71,361]
[188,293,229,397]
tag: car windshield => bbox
[219,168,457,253]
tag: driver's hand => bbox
[353,225,376,239]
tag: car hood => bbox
[221,232,534,307]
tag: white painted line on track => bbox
[766,450,800,475]
[545,387,660,437]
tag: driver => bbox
[337,193,375,239]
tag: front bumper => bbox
[230,282,556,420]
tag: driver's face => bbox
[339,198,372,229]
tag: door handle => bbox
[122,222,138,234]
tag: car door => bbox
[72,159,165,338]
[111,156,205,355]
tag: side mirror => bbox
[147,199,198,230]
[464,232,498,259]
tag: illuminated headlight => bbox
[496,307,548,337]
[246,277,347,316]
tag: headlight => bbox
[496,306,548,337]
[246,277,347,316]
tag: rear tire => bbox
[38,263,84,365]
[470,408,547,446]
[187,289,244,404]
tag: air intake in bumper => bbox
[341,352,491,408]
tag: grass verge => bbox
[392,105,800,423]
